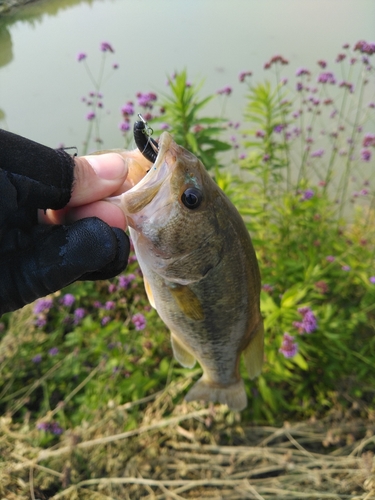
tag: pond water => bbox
[0,0,374,152]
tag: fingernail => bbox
[85,153,128,180]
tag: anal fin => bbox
[243,321,264,380]
[171,333,196,368]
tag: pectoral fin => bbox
[171,333,196,368]
[144,276,156,309]
[243,321,264,380]
[168,284,204,321]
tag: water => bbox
[0,0,374,151]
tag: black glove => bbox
[0,130,130,315]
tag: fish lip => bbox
[122,132,175,195]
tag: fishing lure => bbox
[133,114,159,163]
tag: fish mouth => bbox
[121,132,176,218]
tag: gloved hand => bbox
[0,129,130,315]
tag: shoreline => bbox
[0,0,38,15]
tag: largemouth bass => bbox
[109,132,264,411]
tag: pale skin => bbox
[38,152,131,229]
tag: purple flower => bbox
[49,347,59,356]
[301,189,314,201]
[296,67,311,77]
[74,308,86,325]
[137,92,157,108]
[32,354,42,363]
[119,121,130,132]
[86,112,96,121]
[34,316,47,328]
[293,307,317,334]
[118,274,135,288]
[361,149,372,162]
[101,316,111,326]
[217,86,232,96]
[339,81,354,93]
[37,421,63,435]
[326,255,335,262]
[113,63,119,69]
[100,42,114,53]
[262,284,274,293]
[317,72,336,85]
[132,313,146,331]
[311,149,324,158]
[342,265,351,271]
[77,52,87,62]
[121,102,134,115]
[336,53,346,63]
[363,134,375,147]
[60,293,75,307]
[317,60,327,68]
[369,276,375,284]
[239,70,252,82]
[108,284,117,293]
[105,301,116,310]
[279,333,298,358]
[354,40,375,55]
[33,298,53,315]
[296,82,304,92]
[160,123,170,130]
[274,124,284,133]
[255,130,265,138]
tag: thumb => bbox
[68,153,129,207]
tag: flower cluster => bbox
[37,421,63,435]
[132,313,146,331]
[354,40,375,55]
[293,307,317,334]
[119,101,134,132]
[239,70,252,82]
[279,333,298,358]
[216,85,232,96]
[264,55,289,70]
[296,68,311,77]
[33,298,53,328]
[137,92,157,109]
[317,71,336,84]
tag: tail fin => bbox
[185,376,247,411]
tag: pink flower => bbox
[239,70,252,82]
[217,86,232,96]
[279,333,298,358]
[132,313,146,331]
[77,52,87,62]
[361,149,372,162]
[101,42,114,53]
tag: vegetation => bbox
[1,40,375,499]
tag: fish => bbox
[108,131,264,411]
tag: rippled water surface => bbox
[0,0,374,150]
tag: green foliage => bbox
[151,70,231,169]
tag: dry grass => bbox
[1,378,375,500]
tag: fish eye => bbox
[181,187,202,209]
